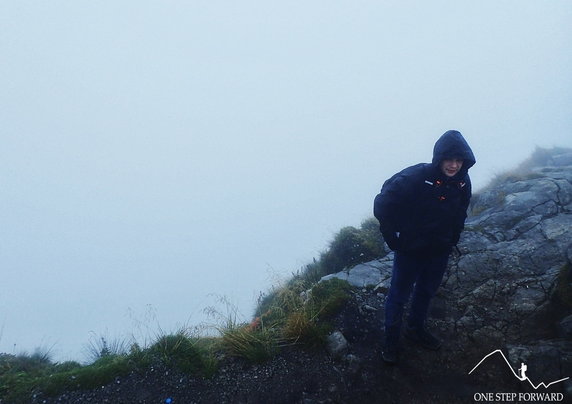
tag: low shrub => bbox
[318,218,385,277]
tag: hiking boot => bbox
[381,345,399,365]
[404,326,441,350]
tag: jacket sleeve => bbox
[452,176,472,245]
[373,173,410,251]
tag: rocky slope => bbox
[30,148,572,403]
[324,147,572,400]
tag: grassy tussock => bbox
[220,323,280,363]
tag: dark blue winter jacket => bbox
[373,130,476,255]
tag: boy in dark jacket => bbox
[373,130,476,364]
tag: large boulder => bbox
[452,152,572,342]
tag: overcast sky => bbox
[1,1,571,362]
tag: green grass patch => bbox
[0,353,132,403]
[0,330,219,403]
[148,332,217,377]
[38,355,133,397]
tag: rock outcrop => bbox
[323,147,572,396]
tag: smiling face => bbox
[440,158,464,177]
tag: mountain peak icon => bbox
[469,349,569,390]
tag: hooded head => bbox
[432,130,476,177]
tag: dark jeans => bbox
[384,250,449,347]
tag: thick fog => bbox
[1,1,571,362]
